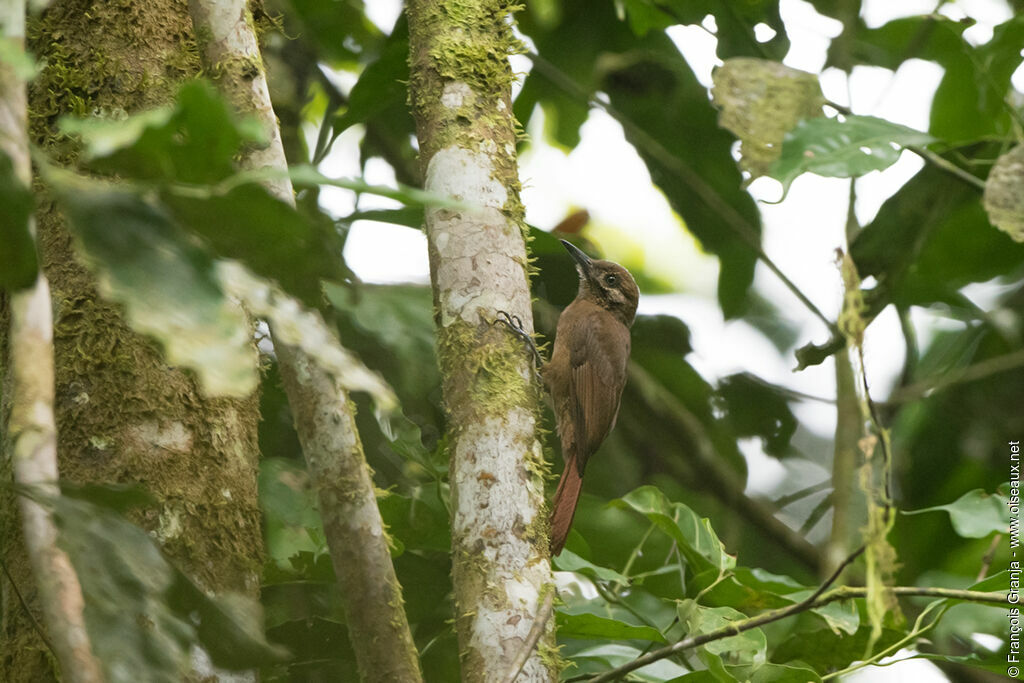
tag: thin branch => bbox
[584,546,864,683]
[977,534,1001,583]
[886,348,1024,404]
[907,144,986,190]
[501,590,556,683]
[773,479,832,508]
[0,556,56,658]
[525,50,837,334]
[584,570,1004,679]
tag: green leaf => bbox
[903,489,1009,539]
[54,182,259,397]
[553,548,631,585]
[162,184,345,308]
[770,115,935,194]
[849,154,1024,309]
[773,623,905,670]
[716,373,797,458]
[377,486,451,553]
[42,493,287,682]
[612,486,733,576]
[62,80,264,185]
[569,643,689,681]
[555,611,667,643]
[0,151,37,291]
[679,599,767,667]
[258,457,321,530]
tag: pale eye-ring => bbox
[604,273,618,286]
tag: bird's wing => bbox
[568,314,630,474]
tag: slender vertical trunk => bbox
[1,1,264,679]
[826,347,864,577]
[407,2,557,681]
[0,4,101,679]
[187,2,424,680]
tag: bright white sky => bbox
[322,2,1020,679]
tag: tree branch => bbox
[886,348,1024,404]
[585,558,1003,681]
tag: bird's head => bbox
[561,239,639,326]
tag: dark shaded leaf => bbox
[716,372,798,457]
[162,184,345,308]
[0,151,37,291]
[45,494,286,682]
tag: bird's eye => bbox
[604,274,618,286]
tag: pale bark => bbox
[407,1,557,681]
[187,2,423,681]
[1,8,101,679]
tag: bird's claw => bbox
[493,310,543,372]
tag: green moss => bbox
[436,319,540,421]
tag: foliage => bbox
[3,0,1020,680]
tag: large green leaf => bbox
[612,486,733,577]
[62,80,263,185]
[619,0,790,59]
[161,184,344,308]
[850,155,1024,309]
[54,183,259,397]
[556,611,667,643]
[840,14,1024,142]
[903,489,1009,539]
[679,599,767,670]
[567,643,689,681]
[770,115,934,194]
[0,151,37,291]
[38,490,287,682]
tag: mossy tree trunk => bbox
[0,0,264,679]
[407,1,557,681]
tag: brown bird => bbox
[544,240,639,555]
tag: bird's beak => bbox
[560,239,593,277]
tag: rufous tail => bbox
[549,462,583,555]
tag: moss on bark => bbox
[0,1,264,679]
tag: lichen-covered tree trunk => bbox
[407,2,557,681]
[0,0,264,679]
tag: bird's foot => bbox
[493,310,543,374]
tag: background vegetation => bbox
[1,0,1020,681]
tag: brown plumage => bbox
[545,240,639,555]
